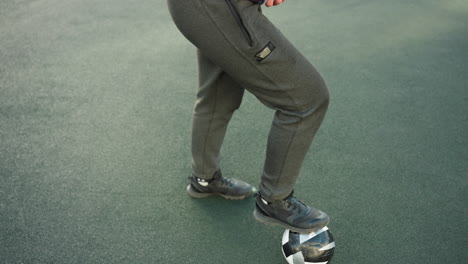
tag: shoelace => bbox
[256,190,308,214]
[284,196,308,214]
[220,177,234,187]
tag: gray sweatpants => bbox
[167,0,330,201]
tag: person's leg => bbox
[191,49,245,180]
[167,0,329,231]
[186,49,254,200]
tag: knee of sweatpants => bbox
[284,84,330,120]
[217,102,242,121]
[219,92,244,115]
[193,99,243,120]
[317,86,330,112]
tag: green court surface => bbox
[1,0,467,263]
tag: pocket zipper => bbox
[224,0,253,46]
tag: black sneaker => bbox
[253,191,330,233]
[186,170,255,200]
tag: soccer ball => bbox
[281,227,335,264]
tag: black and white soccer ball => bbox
[281,227,335,264]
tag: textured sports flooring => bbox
[1,0,467,263]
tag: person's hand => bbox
[265,0,286,7]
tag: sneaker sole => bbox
[186,185,253,200]
[253,207,329,234]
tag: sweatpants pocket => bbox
[224,0,253,46]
